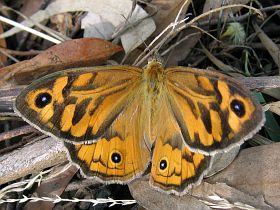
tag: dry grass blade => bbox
[0,15,61,44]
[253,22,280,73]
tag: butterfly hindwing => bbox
[14,66,142,143]
[151,140,211,195]
[150,95,212,194]
[64,90,151,183]
[165,67,264,155]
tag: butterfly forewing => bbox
[165,67,264,155]
[15,66,142,143]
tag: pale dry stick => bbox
[161,24,222,57]
[133,17,188,66]
[134,4,263,66]
[132,0,190,66]
[196,4,279,30]
[185,4,262,29]
[1,6,68,42]
[253,22,280,72]
[0,47,41,56]
[0,164,72,204]
[263,101,280,116]
[0,15,61,44]
[172,0,190,31]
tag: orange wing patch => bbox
[149,94,212,194]
[65,135,150,182]
[151,139,211,194]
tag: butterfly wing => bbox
[165,67,264,155]
[150,94,212,195]
[14,66,142,143]
[64,89,150,183]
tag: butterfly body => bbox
[15,60,264,195]
[143,60,165,95]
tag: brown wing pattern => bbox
[14,66,142,143]
[150,94,212,194]
[165,67,264,154]
[64,90,150,183]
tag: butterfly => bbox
[14,59,264,195]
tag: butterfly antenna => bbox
[134,0,191,67]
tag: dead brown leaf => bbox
[0,38,123,86]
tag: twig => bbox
[0,125,36,143]
[0,47,42,56]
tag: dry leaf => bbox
[0,0,145,38]
[0,38,122,86]
[82,12,115,39]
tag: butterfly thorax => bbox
[143,60,165,96]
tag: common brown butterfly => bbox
[14,59,264,195]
